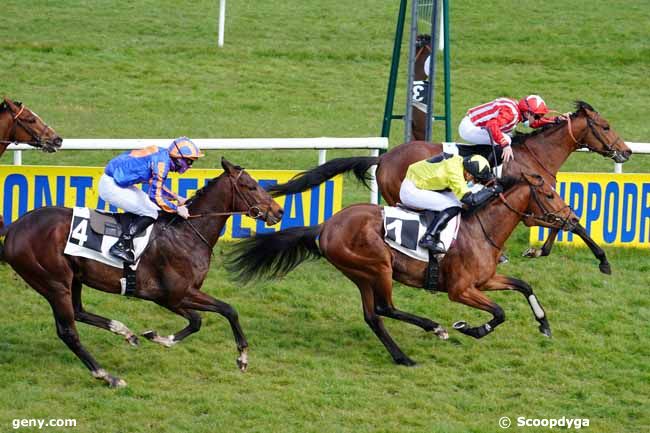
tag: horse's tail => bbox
[225,225,323,283]
[266,156,379,197]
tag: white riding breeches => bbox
[458,115,494,145]
[98,174,161,219]
[399,179,462,211]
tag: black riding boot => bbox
[418,207,461,253]
[109,216,156,264]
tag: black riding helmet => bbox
[463,155,494,182]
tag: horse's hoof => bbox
[539,325,552,338]
[522,247,542,258]
[453,321,468,331]
[395,357,416,367]
[108,376,127,388]
[237,349,249,372]
[599,262,612,275]
[141,330,157,340]
[433,326,449,340]
[126,334,139,347]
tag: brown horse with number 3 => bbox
[267,101,631,274]
[0,158,283,387]
[228,173,578,365]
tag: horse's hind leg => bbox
[71,279,139,346]
[179,290,249,371]
[372,274,448,340]
[49,293,126,387]
[141,307,201,348]
[482,275,551,337]
[357,282,416,366]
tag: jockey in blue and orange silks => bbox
[98,137,205,263]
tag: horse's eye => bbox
[603,125,610,131]
[546,193,554,199]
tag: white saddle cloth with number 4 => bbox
[383,206,460,262]
[63,207,154,269]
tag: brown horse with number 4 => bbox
[0,159,283,387]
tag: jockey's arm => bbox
[529,116,558,128]
[149,162,178,213]
[162,184,187,205]
[484,116,512,147]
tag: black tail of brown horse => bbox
[226,225,323,283]
[265,156,379,197]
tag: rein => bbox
[181,169,268,246]
[476,176,575,249]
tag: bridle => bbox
[188,170,267,220]
[0,102,50,148]
[475,175,576,250]
[522,109,622,179]
[180,169,271,249]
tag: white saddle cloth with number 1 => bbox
[63,207,154,269]
[382,206,460,262]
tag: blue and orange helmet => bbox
[168,137,205,160]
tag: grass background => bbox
[0,1,649,432]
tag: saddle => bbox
[88,210,138,238]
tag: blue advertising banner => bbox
[0,165,343,240]
[531,173,650,248]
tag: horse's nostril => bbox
[53,136,63,146]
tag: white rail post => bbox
[370,149,379,204]
[218,0,226,47]
[13,150,22,165]
[318,149,327,165]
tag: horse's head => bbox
[518,173,578,231]
[414,34,432,80]
[1,97,62,152]
[220,157,284,226]
[570,101,631,163]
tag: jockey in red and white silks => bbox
[458,95,560,163]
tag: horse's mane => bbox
[511,100,595,147]
[185,164,244,203]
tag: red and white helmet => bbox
[518,95,549,116]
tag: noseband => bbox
[0,103,49,148]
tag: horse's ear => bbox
[521,172,543,185]
[3,97,17,109]
[221,157,234,174]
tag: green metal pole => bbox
[381,0,407,139]
[443,0,452,141]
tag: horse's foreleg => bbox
[572,224,611,274]
[482,275,551,337]
[71,282,139,346]
[141,307,201,348]
[372,274,448,340]
[180,290,248,372]
[522,229,558,258]
[448,286,505,339]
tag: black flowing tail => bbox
[225,225,323,283]
[266,156,380,197]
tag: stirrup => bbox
[419,237,446,254]
[110,243,135,264]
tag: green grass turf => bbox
[0,1,648,432]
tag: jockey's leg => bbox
[419,206,461,253]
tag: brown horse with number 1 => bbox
[0,158,283,387]
[267,101,631,274]
[228,173,578,366]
